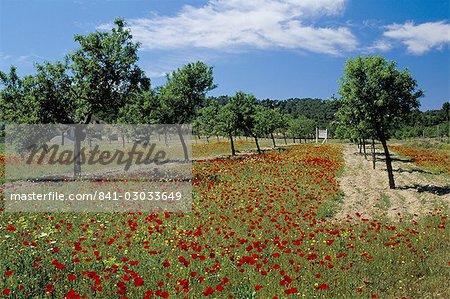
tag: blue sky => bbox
[0,0,449,110]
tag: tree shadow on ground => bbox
[353,151,412,163]
[393,168,433,175]
[378,157,413,163]
[397,184,450,196]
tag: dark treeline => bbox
[392,106,450,139]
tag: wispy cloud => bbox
[142,50,222,79]
[365,39,392,53]
[0,53,46,68]
[98,0,357,55]
[383,21,450,55]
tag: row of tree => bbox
[1,19,448,187]
[0,19,319,159]
[193,95,317,155]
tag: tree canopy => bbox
[337,55,423,188]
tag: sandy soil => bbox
[335,144,450,220]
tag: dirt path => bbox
[335,144,450,220]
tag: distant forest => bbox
[208,96,449,140]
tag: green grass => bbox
[375,192,391,211]
[1,143,449,298]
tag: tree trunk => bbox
[254,136,261,154]
[229,132,236,156]
[363,138,367,159]
[380,137,395,189]
[176,125,189,162]
[293,137,295,143]
[283,133,287,145]
[73,114,92,177]
[217,135,220,142]
[372,138,376,170]
[122,134,125,148]
[61,131,65,146]
[73,125,83,177]
[270,132,276,148]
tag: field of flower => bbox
[390,145,450,174]
[192,138,283,159]
[1,143,449,298]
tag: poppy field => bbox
[389,145,450,175]
[1,144,449,298]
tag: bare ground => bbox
[335,144,450,220]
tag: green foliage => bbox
[217,103,239,137]
[157,61,216,124]
[336,55,423,188]
[69,18,150,123]
[288,115,316,139]
[32,60,74,123]
[278,97,337,129]
[337,55,423,140]
[228,91,258,137]
[253,106,284,137]
[194,99,221,137]
[0,67,40,124]
[118,90,160,124]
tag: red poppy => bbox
[6,224,16,231]
[202,287,214,296]
[316,283,329,290]
[284,287,297,294]
[134,277,144,287]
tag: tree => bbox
[158,61,216,124]
[1,19,151,175]
[67,18,150,175]
[275,114,290,145]
[443,101,450,142]
[228,92,261,153]
[32,60,75,124]
[254,106,285,147]
[337,55,423,188]
[216,103,239,155]
[287,115,315,143]
[119,90,160,124]
[158,61,216,160]
[0,66,39,124]
[0,67,52,153]
[443,102,450,121]
[194,99,221,142]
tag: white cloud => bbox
[99,0,357,55]
[366,39,392,52]
[383,21,450,55]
